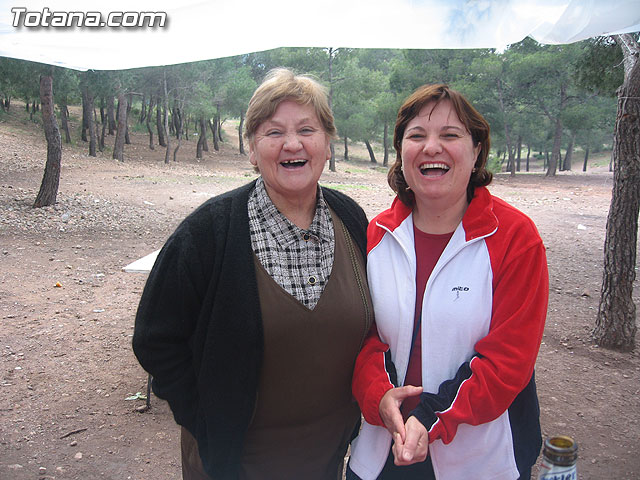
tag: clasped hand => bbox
[379,385,429,466]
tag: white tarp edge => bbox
[0,0,639,71]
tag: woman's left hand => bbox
[392,416,429,466]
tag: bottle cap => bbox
[543,435,578,466]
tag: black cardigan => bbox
[132,180,368,479]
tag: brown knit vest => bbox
[240,211,372,480]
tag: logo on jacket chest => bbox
[451,285,470,300]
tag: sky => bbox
[0,0,639,70]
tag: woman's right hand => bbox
[378,385,423,441]
[392,416,429,466]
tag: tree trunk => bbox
[507,142,515,175]
[173,101,184,162]
[95,109,103,152]
[343,136,349,161]
[139,93,147,124]
[200,118,208,151]
[497,78,515,176]
[196,117,205,159]
[146,94,155,150]
[365,140,377,163]
[172,103,181,140]
[208,119,219,151]
[163,71,171,164]
[173,110,183,162]
[81,88,90,142]
[216,108,223,142]
[546,117,563,176]
[238,111,245,155]
[113,92,127,161]
[107,95,116,135]
[124,94,132,145]
[563,134,574,171]
[59,103,72,144]
[100,99,107,152]
[34,75,62,208]
[544,150,549,170]
[157,97,166,147]
[546,83,567,176]
[582,146,590,172]
[594,34,640,351]
[516,135,522,172]
[383,121,390,167]
[86,89,97,157]
[526,144,531,172]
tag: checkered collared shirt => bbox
[248,177,335,310]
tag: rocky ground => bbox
[1,105,639,479]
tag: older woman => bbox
[347,85,548,480]
[133,68,373,480]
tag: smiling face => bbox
[401,99,481,218]
[250,100,331,211]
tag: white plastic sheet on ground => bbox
[0,0,639,70]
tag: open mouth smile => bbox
[280,159,308,169]
[419,162,450,176]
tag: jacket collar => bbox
[462,186,498,241]
[375,186,498,243]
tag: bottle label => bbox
[538,462,577,480]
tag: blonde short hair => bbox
[244,68,336,142]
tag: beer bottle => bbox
[537,435,578,480]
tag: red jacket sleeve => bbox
[352,324,395,426]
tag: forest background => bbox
[0,38,622,176]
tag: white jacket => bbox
[350,187,548,480]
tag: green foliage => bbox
[53,67,80,105]
[245,47,328,82]
[220,66,257,116]
[575,37,624,96]
[333,55,385,142]
[486,154,504,174]
[0,57,47,104]
[0,38,618,166]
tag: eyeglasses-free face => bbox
[250,100,331,213]
[401,99,481,228]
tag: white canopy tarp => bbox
[1,0,639,71]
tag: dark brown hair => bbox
[388,84,492,207]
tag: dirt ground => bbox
[1,105,639,480]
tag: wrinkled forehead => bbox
[261,100,322,126]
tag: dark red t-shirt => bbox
[400,226,453,419]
